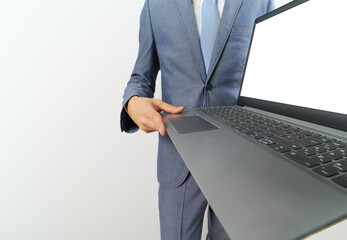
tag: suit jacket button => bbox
[206,83,213,91]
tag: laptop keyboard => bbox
[196,106,347,189]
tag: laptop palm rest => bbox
[165,112,347,240]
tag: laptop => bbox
[164,0,347,239]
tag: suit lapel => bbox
[175,0,207,82]
[207,0,244,81]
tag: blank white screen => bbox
[241,0,347,115]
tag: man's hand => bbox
[126,96,185,136]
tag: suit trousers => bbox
[159,173,230,240]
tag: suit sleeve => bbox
[120,0,160,133]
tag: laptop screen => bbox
[240,0,346,116]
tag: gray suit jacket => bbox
[121,0,274,188]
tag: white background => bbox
[0,1,160,239]
[0,0,345,239]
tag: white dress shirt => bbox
[191,0,225,36]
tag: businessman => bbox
[121,0,274,239]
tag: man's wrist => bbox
[125,95,139,112]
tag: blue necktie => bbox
[201,0,220,75]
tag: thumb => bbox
[158,122,167,136]
[153,113,167,136]
[155,100,185,114]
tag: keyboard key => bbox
[270,143,291,153]
[291,127,301,132]
[253,127,263,132]
[249,132,266,139]
[334,148,347,157]
[294,137,323,147]
[332,174,347,188]
[324,143,337,151]
[313,145,327,153]
[299,130,312,136]
[327,162,347,173]
[289,143,303,150]
[340,159,347,165]
[258,138,276,146]
[282,134,297,141]
[311,135,333,143]
[292,132,305,138]
[310,154,332,164]
[311,133,322,138]
[224,120,237,127]
[241,128,254,134]
[313,166,339,177]
[270,136,302,150]
[284,151,320,168]
[263,132,274,137]
[323,151,343,160]
[297,148,316,156]
[332,141,346,148]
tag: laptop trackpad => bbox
[168,115,219,134]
